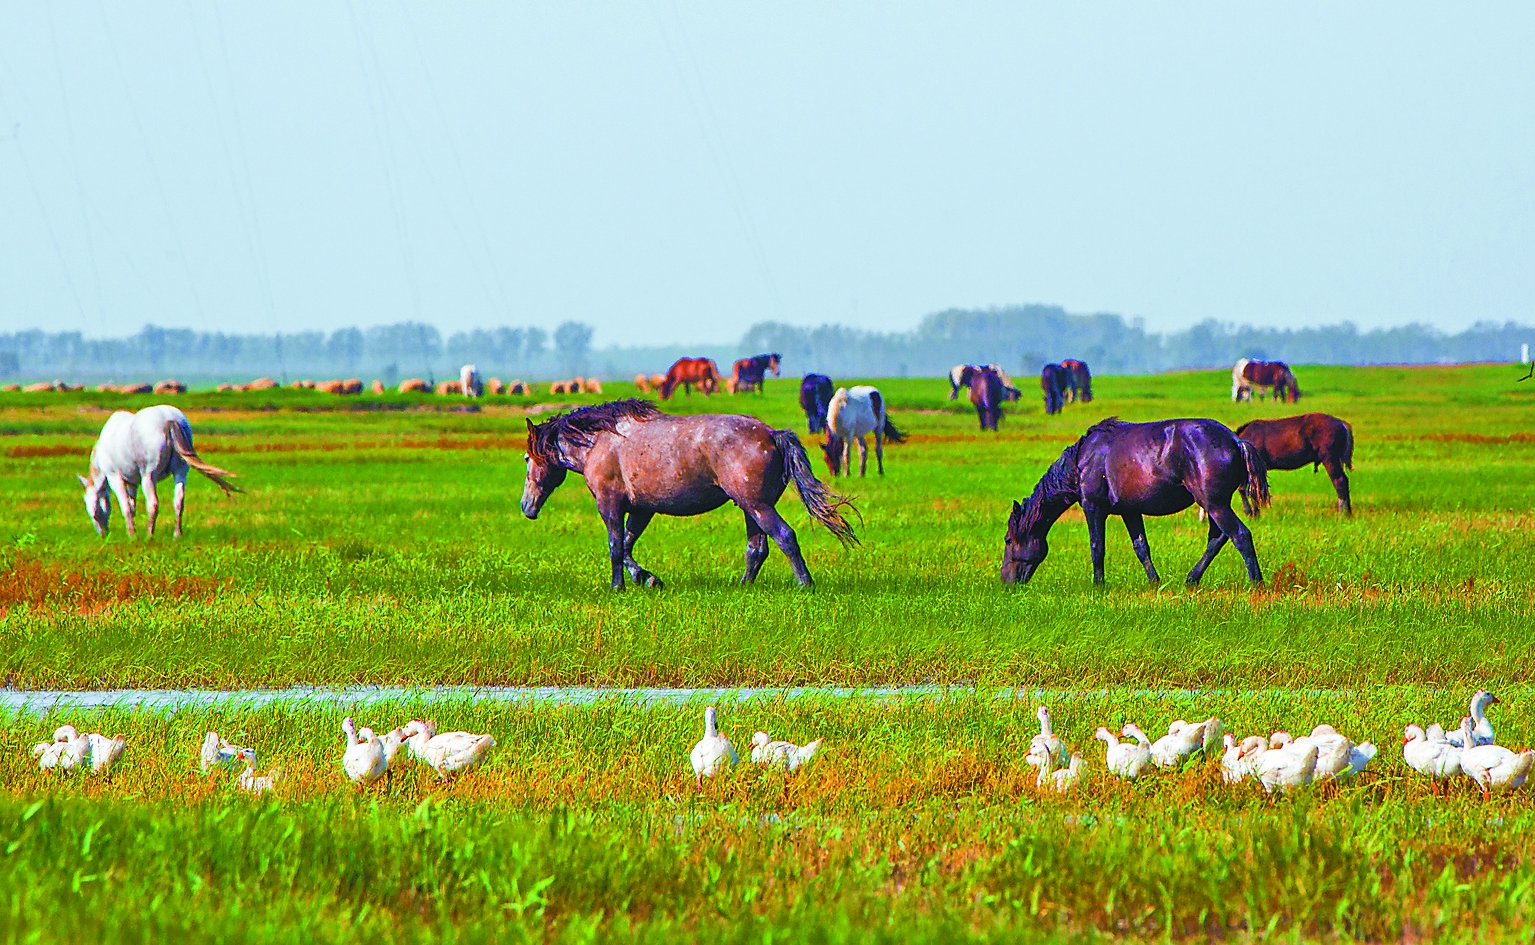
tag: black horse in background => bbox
[800,374,835,434]
[1041,364,1070,414]
[970,366,1006,431]
[1060,359,1092,403]
[1002,417,1269,586]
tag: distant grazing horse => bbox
[1002,417,1269,586]
[78,404,242,539]
[729,354,781,394]
[1232,359,1301,403]
[1235,413,1354,514]
[521,400,858,589]
[658,358,722,399]
[1040,364,1070,415]
[459,365,483,398]
[950,364,1021,402]
[821,386,905,477]
[970,367,1006,431]
[800,374,834,434]
[1060,359,1093,403]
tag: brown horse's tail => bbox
[167,421,243,497]
[1236,438,1270,514]
[1341,420,1354,470]
[770,429,859,547]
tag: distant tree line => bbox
[0,305,1527,383]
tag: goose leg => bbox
[623,511,663,588]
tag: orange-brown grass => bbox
[0,557,225,616]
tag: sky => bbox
[0,3,1531,346]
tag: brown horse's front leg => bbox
[1121,513,1160,585]
[1082,503,1108,585]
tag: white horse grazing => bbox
[1231,358,1251,402]
[78,405,241,538]
[459,364,483,398]
[821,385,905,477]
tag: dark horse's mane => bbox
[1018,417,1128,530]
[530,398,662,464]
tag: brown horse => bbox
[658,358,722,399]
[1060,359,1092,403]
[1233,359,1301,403]
[1002,417,1269,586]
[970,366,1006,431]
[1235,413,1354,514]
[729,354,781,394]
[521,400,858,590]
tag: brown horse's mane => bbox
[530,398,662,464]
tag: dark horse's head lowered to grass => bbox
[1002,417,1269,586]
[522,399,857,590]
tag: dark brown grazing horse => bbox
[970,366,1005,431]
[1060,359,1092,403]
[729,354,781,394]
[1041,364,1069,415]
[1234,359,1301,403]
[800,373,834,434]
[1235,413,1354,514]
[521,400,857,590]
[1002,417,1270,586]
[658,358,722,399]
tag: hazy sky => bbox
[1,4,1531,345]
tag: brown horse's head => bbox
[821,435,845,476]
[767,353,782,376]
[1001,499,1048,584]
[521,418,568,519]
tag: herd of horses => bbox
[73,352,1350,593]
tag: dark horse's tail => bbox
[1340,420,1354,470]
[1236,438,1271,515]
[771,429,860,547]
[868,390,906,443]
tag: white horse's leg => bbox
[875,424,885,476]
[143,472,160,538]
[173,470,187,538]
[857,433,868,477]
[108,474,136,538]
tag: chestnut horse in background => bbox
[1232,359,1301,403]
[1060,359,1092,403]
[1041,364,1070,415]
[1235,413,1355,514]
[521,399,858,590]
[658,358,722,399]
[729,353,781,393]
[970,366,1006,431]
[951,364,1021,402]
[1002,417,1269,586]
[800,373,834,434]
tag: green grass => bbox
[3,364,1535,941]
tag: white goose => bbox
[1221,734,1267,784]
[1444,691,1499,748]
[83,732,127,777]
[200,731,249,774]
[1031,706,1068,766]
[359,726,407,768]
[341,716,389,789]
[749,732,822,771]
[1302,724,1377,781]
[401,720,436,762]
[1051,752,1084,793]
[1096,727,1149,779]
[401,723,497,782]
[689,706,738,784]
[1150,719,1211,769]
[33,725,87,773]
[1402,724,1463,788]
[236,748,281,795]
[1249,739,1320,793]
[1456,717,1535,799]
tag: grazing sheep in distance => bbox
[370,379,385,395]
[154,380,188,394]
[634,374,652,393]
[507,380,531,395]
[485,377,505,395]
[249,377,279,390]
[435,380,462,396]
[398,378,430,394]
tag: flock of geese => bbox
[1026,690,1534,799]
[26,692,1532,800]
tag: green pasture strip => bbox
[1,365,1532,690]
[5,693,1535,941]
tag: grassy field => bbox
[2,363,1535,941]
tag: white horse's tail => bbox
[166,421,243,497]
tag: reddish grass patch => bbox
[6,444,82,458]
[1394,432,1535,446]
[0,558,225,616]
